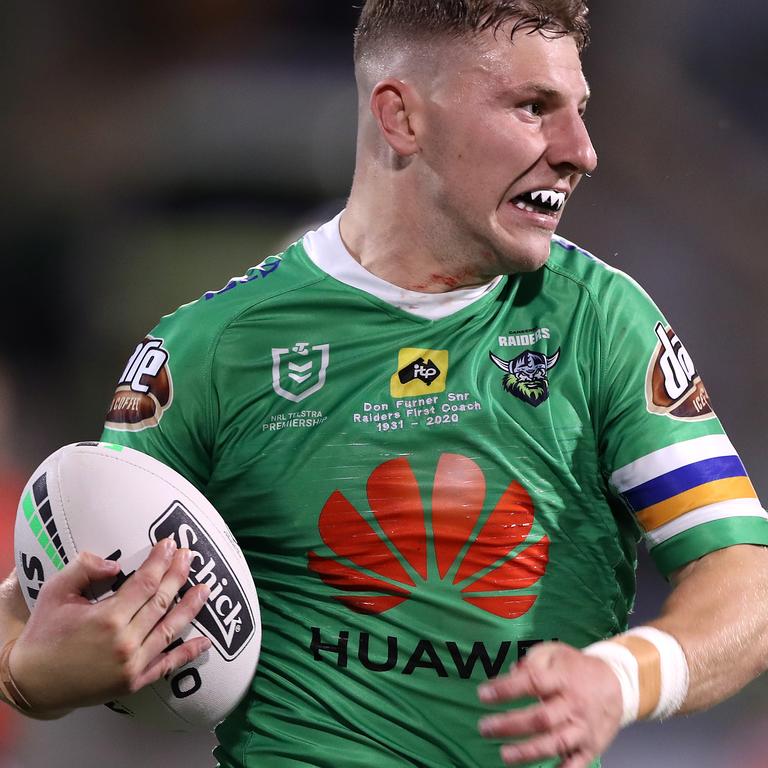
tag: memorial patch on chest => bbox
[488,348,561,407]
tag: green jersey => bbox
[102,213,768,767]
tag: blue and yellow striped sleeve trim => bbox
[610,435,768,568]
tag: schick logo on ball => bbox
[150,503,255,660]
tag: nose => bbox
[546,110,598,177]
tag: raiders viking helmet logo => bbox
[489,349,561,407]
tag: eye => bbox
[521,102,544,117]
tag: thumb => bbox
[522,641,566,666]
[46,552,121,598]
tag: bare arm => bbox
[0,570,29,645]
[0,569,63,718]
[652,543,768,712]
[478,544,768,767]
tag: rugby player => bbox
[2,2,768,767]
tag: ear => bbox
[369,79,421,157]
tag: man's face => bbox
[417,28,597,275]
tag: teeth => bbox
[529,189,565,211]
[514,201,536,213]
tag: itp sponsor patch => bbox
[390,348,449,397]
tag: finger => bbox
[479,670,534,704]
[111,538,178,619]
[522,642,571,669]
[479,642,568,703]
[479,696,571,739]
[128,548,193,639]
[559,751,592,768]
[130,635,212,693]
[42,551,121,599]
[479,659,563,704]
[138,582,211,662]
[499,725,581,765]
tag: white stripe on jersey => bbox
[610,434,738,493]
[645,498,768,547]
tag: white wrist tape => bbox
[583,639,641,726]
[584,626,689,727]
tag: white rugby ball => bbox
[14,441,260,731]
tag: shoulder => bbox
[545,235,631,287]
[543,234,655,308]
[154,239,327,343]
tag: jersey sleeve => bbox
[595,268,768,577]
[99,301,218,492]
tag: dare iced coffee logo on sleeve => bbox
[645,323,714,421]
[105,337,174,431]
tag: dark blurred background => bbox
[1,1,766,766]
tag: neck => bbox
[342,176,498,293]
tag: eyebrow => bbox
[510,79,592,107]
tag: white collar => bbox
[302,211,503,321]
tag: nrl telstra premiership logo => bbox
[271,342,330,403]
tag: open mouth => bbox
[511,189,566,215]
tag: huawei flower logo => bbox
[308,454,549,619]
